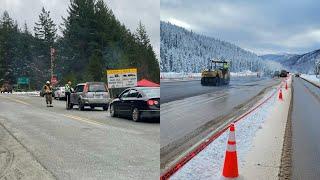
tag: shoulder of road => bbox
[0,117,55,179]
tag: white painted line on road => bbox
[0,95,31,106]
[62,114,104,127]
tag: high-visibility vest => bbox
[65,84,71,93]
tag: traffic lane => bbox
[160,76,270,103]
[160,78,278,148]
[2,94,159,143]
[292,78,320,179]
[0,94,159,180]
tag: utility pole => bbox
[50,47,55,80]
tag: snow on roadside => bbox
[301,74,320,85]
[171,88,277,180]
[160,71,259,80]
[12,91,40,96]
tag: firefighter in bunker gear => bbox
[44,81,53,107]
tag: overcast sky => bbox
[161,0,320,55]
[0,0,160,57]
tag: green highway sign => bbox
[17,77,29,85]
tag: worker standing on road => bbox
[65,80,73,109]
[44,81,53,107]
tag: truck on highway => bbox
[201,60,230,86]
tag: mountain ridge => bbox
[160,21,281,73]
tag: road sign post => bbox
[51,75,58,86]
[50,47,56,82]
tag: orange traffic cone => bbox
[278,89,283,100]
[222,123,239,178]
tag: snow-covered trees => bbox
[160,21,278,74]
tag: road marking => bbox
[0,95,105,127]
[0,95,31,106]
[62,114,104,127]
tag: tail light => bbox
[147,100,154,106]
[147,100,159,106]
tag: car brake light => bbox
[154,101,159,105]
[147,100,154,106]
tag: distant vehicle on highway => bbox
[0,82,13,93]
[54,86,66,100]
[280,70,288,77]
[110,87,160,122]
[69,82,110,111]
[273,71,280,78]
[295,73,301,77]
[201,60,230,86]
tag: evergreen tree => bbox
[88,50,104,81]
[1,0,160,88]
[34,7,57,45]
[0,11,17,83]
[135,21,150,47]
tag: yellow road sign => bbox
[106,68,137,88]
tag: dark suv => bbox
[69,82,110,111]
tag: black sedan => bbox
[109,87,160,122]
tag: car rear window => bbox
[140,88,160,98]
[77,85,84,92]
[88,84,106,92]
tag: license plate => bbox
[94,95,103,99]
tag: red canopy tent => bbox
[137,79,160,87]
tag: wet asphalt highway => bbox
[0,94,159,180]
[160,77,279,147]
[160,76,280,169]
[292,77,320,179]
[161,76,270,103]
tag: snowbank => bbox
[160,71,259,81]
[301,74,320,86]
[13,91,40,96]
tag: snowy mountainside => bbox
[261,49,320,73]
[282,49,320,73]
[260,53,296,63]
[160,21,281,73]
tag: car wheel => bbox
[78,100,84,111]
[110,104,116,117]
[132,107,140,122]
